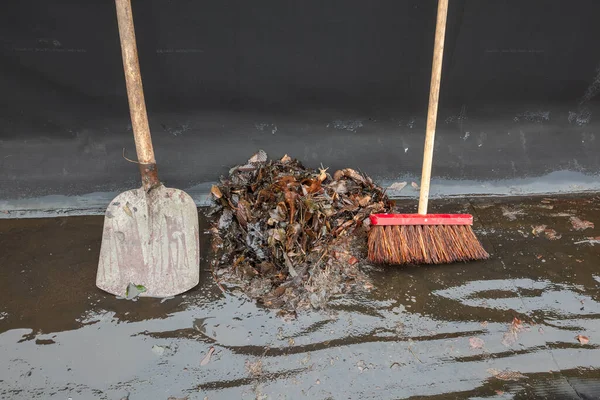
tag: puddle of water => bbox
[1,195,600,399]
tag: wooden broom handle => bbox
[115,0,160,190]
[418,0,449,215]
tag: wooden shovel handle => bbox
[115,0,160,190]
[418,0,449,215]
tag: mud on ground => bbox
[1,194,600,399]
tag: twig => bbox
[122,148,140,164]
[408,346,422,363]
[574,239,600,246]
[211,270,227,294]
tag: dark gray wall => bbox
[1,0,600,201]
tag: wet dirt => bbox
[1,194,600,399]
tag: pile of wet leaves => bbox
[208,151,393,314]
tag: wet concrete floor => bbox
[1,194,600,399]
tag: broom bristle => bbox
[367,224,489,265]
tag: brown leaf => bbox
[511,317,523,330]
[236,199,252,229]
[248,150,268,164]
[544,229,561,240]
[342,168,365,184]
[348,256,359,265]
[280,154,292,163]
[211,185,223,199]
[333,170,344,181]
[469,337,484,349]
[268,203,287,225]
[570,217,594,231]
[487,368,528,381]
[576,335,590,344]
[502,317,524,347]
[303,179,322,194]
[358,195,372,207]
[531,225,547,236]
[200,346,215,366]
[284,189,298,224]
[330,180,348,194]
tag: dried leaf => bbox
[200,346,215,366]
[236,199,252,229]
[268,203,287,224]
[283,252,298,277]
[502,317,524,347]
[248,149,268,164]
[208,151,392,313]
[318,166,329,182]
[330,180,348,194]
[544,229,561,240]
[245,360,263,377]
[333,170,344,180]
[487,368,528,381]
[469,337,484,349]
[342,168,365,184]
[511,317,523,330]
[123,202,133,217]
[388,182,407,191]
[211,185,223,199]
[570,217,594,231]
[303,179,322,194]
[358,195,372,207]
[531,225,547,236]
[411,182,420,190]
[284,189,298,224]
[576,335,590,344]
[501,206,525,221]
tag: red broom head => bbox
[367,214,489,265]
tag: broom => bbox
[367,0,489,265]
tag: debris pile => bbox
[208,151,393,313]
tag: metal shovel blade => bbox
[96,184,199,298]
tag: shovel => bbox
[96,0,199,298]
